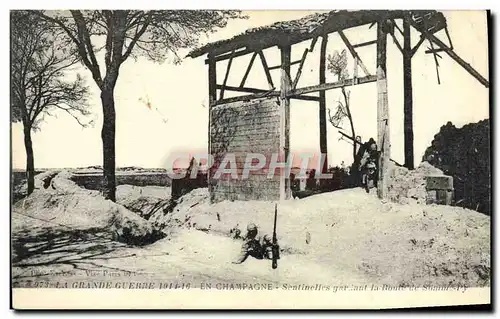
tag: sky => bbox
[11,10,489,170]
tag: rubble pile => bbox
[387,162,444,205]
[423,120,490,214]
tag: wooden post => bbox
[376,21,390,200]
[208,59,217,201]
[279,46,291,200]
[319,35,328,181]
[403,15,414,170]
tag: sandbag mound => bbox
[13,171,164,245]
[116,185,171,220]
[387,161,444,204]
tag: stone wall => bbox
[209,97,281,202]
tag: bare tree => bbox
[11,11,91,195]
[326,49,357,163]
[36,10,245,201]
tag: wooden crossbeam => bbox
[239,52,258,87]
[292,48,309,89]
[352,39,377,48]
[205,47,252,64]
[216,84,274,94]
[258,51,274,89]
[392,19,404,36]
[268,59,302,70]
[409,21,489,88]
[219,50,235,100]
[289,75,377,97]
[389,31,404,54]
[338,30,371,76]
[212,90,319,106]
[411,36,426,57]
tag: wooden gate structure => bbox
[188,10,489,202]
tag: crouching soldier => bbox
[232,224,278,264]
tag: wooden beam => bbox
[217,84,273,94]
[292,48,309,89]
[309,36,318,52]
[239,52,258,87]
[212,90,319,106]
[289,75,377,96]
[213,90,277,106]
[293,94,321,102]
[205,47,251,64]
[268,59,302,70]
[389,31,403,54]
[207,59,217,199]
[219,51,235,100]
[352,39,377,48]
[411,36,426,57]
[376,21,390,200]
[410,22,489,88]
[338,30,371,76]
[258,51,275,89]
[403,15,414,170]
[279,45,292,200]
[319,35,328,178]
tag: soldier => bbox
[232,223,276,264]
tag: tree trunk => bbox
[342,87,356,163]
[23,124,35,195]
[100,88,117,202]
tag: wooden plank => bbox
[212,91,319,106]
[219,51,235,100]
[410,21,489,88]
[376,21,390,200]
[239,52,258,87]
[289,75,377,96]
[293,94,321,102]
[205,47,251,64]
[389,31,403,54]
[411,35,426,57]
[319,35,328,178]
[352,39,377,48]
[338,30,371,76]
[268,60,302,70]
[309,36,318,52]
[217,84,272,94]
[279,45,292,200]
[292,48,309,89]
[403,15,414,170]
[208,59,217,200]
[213,91,278,106]
[257,51,275,89]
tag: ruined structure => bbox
[188,10,489,203]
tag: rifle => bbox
[272,203,279,269]
[337,130,404,167]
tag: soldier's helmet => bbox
[263,234,272,243]
[247,223,258,232]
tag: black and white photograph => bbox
[9,9,490,309]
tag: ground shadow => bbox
[11,226,132,274]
